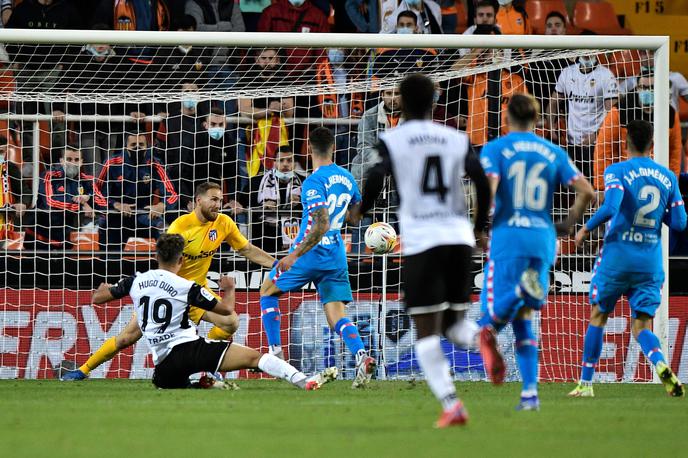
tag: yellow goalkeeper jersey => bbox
[167,211,248,287]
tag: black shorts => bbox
[152,338,230,389]
[402,244,474,315]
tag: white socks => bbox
[258,354,307,387]
[445,318,479,350]
[415,335,458,411]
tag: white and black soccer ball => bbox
[364,222,398,254]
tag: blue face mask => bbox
[638,89,654,107]
[182,98,197,110]
[406,0,421,7]
[328,48,345,64]
[208,127,225,140]
[289,0,305,6]
[433,90,440,103]
[396,26,414,34]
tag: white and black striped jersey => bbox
[361,119,490,256]
[110,269,218,364]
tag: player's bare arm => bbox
[92,282,115,304]
[561,176,595,237]
[278,207,329,272]
[237,243,277,268]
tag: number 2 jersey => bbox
[295,163,361,270]
[110,269,218,364]
[481,131,581,263]
[589,157,686,274]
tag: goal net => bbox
[0,30,676,383]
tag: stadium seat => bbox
[123,237,157,258]
[70,231,99,252]
[526,0,569,34]
[573,1,632,35]
[3,231,25,250]
[455,1,468,33]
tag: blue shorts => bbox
[480,257,550,323]
[269,258,353,305]
[589,269,664,318]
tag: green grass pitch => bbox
[1,380,686,457]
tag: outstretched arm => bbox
[92,275,135,304]
[237,243,277,268]
[574,181,617,246]
[277,207,330,272]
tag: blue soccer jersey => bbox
[480,131,581,263]
[291,163,361,269]
[587,157,686,274]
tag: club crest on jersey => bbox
[589,79,596,88]
[209,229,217,241]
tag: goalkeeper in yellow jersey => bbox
[62,182,276,381]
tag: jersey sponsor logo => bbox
[306,189,319,197]
[506,212,550,229]
[209,229,217,241]
[200,287,215,302]
[183,248,218,261]
[621,229,659,244]
[147,333,174,345]
[480,156,492,169]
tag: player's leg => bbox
[477,258,529,385]
[195,285,239,341]
[511,259,549,410]
[568,270,618,397]
[318,268,374,388]
[218,342,328,390]
[322,300,374,388]
[414,311,468,428]
[629,274,684,397]
[403,246,468,427]
[442,245,478,349]
[259,275,286,358]
[62,314,142,381]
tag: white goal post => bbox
[0,29,672,382]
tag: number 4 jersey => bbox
[109,269,219,364]
[377,120,476,255]
[480,131,581,263]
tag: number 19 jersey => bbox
[480,131,581,263]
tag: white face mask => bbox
[497,0,512,5]
[63,162,80,178]
[579,56,598,69]
[275,169,294,181]
[288,0,305,6]
[396,26,414,34]
[0,153,4,164]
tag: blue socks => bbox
[260,296,282,349]
[581,324,604,382]
[636,329,666,366]
[334,317,365,356]
[513,319,538,395]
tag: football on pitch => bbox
[364,222,398,254]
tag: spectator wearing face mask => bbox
[380,0,442,34]
[495,0,530,35]
[374,11,439,78]
[593,71,682,189]
[241,146,303,254]
[96,131,178,249]
[163,80,204,211]
[194,107,245,217]
[549,54,619,179]
[29,146,105,250]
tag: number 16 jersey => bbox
[378,120,475,256]
[480,131,581,263]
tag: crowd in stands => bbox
[1,0,688,256]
